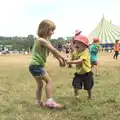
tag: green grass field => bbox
[0,52,120,120]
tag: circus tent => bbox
[88,16,120,47]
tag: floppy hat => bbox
[74,35,89,47]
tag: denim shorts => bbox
[29,65,45,77]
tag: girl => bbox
[29,19,66,109]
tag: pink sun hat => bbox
[74,35,89,47]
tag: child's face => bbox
[74,40,86,52]
[48,29,55,37]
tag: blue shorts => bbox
[29,65,45,77]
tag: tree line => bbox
[0,35,70,51]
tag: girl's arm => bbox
[38,38,64,60]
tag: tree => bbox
[0,35,68,51]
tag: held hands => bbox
[59,58,66,67]
[58,57,72,67]
[62,58,72,65]
[59,58,70,67]
[64,58,71,64]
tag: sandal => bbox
[45,101,64,109]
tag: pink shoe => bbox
[45,101,64,109]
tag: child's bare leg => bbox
[44,73,52,99]
[42,72,52,99]
[34,77,43,106]
[42,72,64,108]
[95,64,98,75]
[33,72,52,107]
[116,52,119,59]
[91,64,94,72]
[87,90,92,99]
[74,88,79,98]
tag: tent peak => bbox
[88,16,120,44]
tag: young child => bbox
[113,40,119,59]
[29,19,66,109]
[67,35,94,99]
[89,37,100,76]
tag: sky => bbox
[0,0,120,38]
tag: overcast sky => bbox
[0,0,120,38]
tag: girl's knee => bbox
[43,73,52,84]
[45,79,51,84]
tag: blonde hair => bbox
[37,19,56,38]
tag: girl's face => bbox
[74,40,86,52]
[48,29,55,37]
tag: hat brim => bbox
[73,39,89,47]
[75,31,82,35]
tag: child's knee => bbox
[45,79,51,84]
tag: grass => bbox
[0,52,120,120]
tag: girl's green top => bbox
[29,39,49,67]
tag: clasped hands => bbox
[59,58,71,67]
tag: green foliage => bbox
[0,35,69,50]
[0,35,34,50]
[51,37,68,47]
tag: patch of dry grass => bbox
[0,52,120,120]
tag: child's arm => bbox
[67,59,83,65]
[39,38,64,59]
[57,57,66,67]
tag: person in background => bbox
[68,29,82,68]
[90,37,101,76]
[113,40,119,59]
